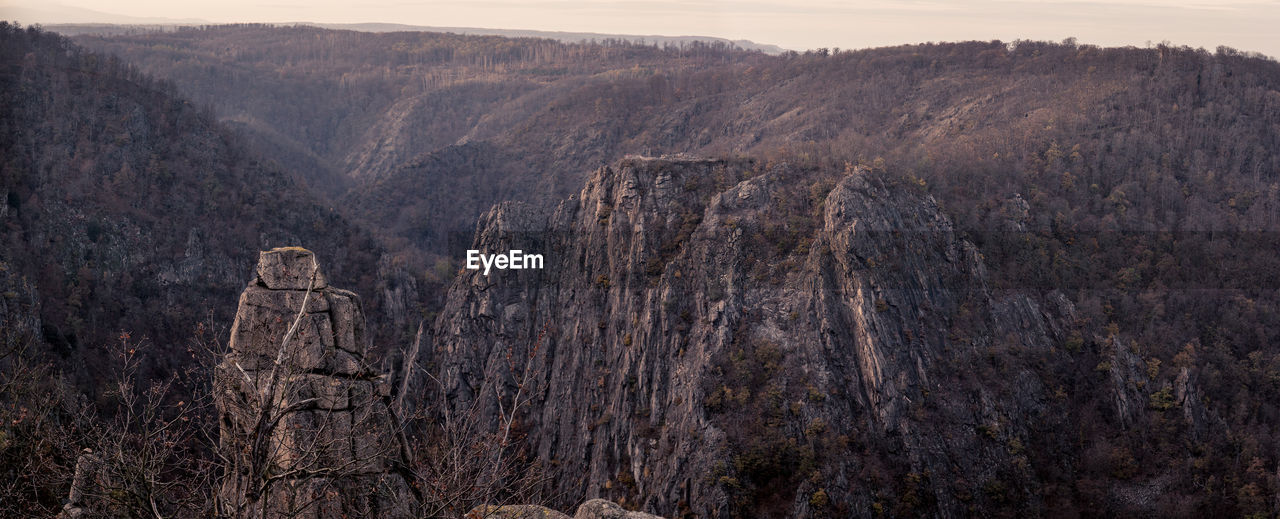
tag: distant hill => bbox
[0,4,206,25]
[32,22,186,37]
[307,22,788,55]
[44,22,788,54]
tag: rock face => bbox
[215,247,412,518]
[422,157,1078,517]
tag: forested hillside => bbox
[1,22,1277,516]
[71,25,773,268]
[0,23,383,396]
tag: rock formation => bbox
[467,504,572,519]
[54,449,100,519]
[214,247,412,518]
[467,499,667,519]
[572,499,666,519]
[421,156,1079,517]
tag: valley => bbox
[1,21,1279,517]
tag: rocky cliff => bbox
[214,248,412,518]
[423,156,1079,517]
[211,248,676,519]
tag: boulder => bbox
[574,499,665,519]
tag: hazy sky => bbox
[4,0,1279,58]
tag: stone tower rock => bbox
[214,247,412,518]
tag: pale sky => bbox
[3,0,1279,59]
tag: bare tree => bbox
[405,321,556,518]
[70,333,217,519]
[6,317,225,519]
[0,323,87,517]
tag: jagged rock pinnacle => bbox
[214,248,410,518]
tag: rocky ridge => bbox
[423,156,1080,517]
